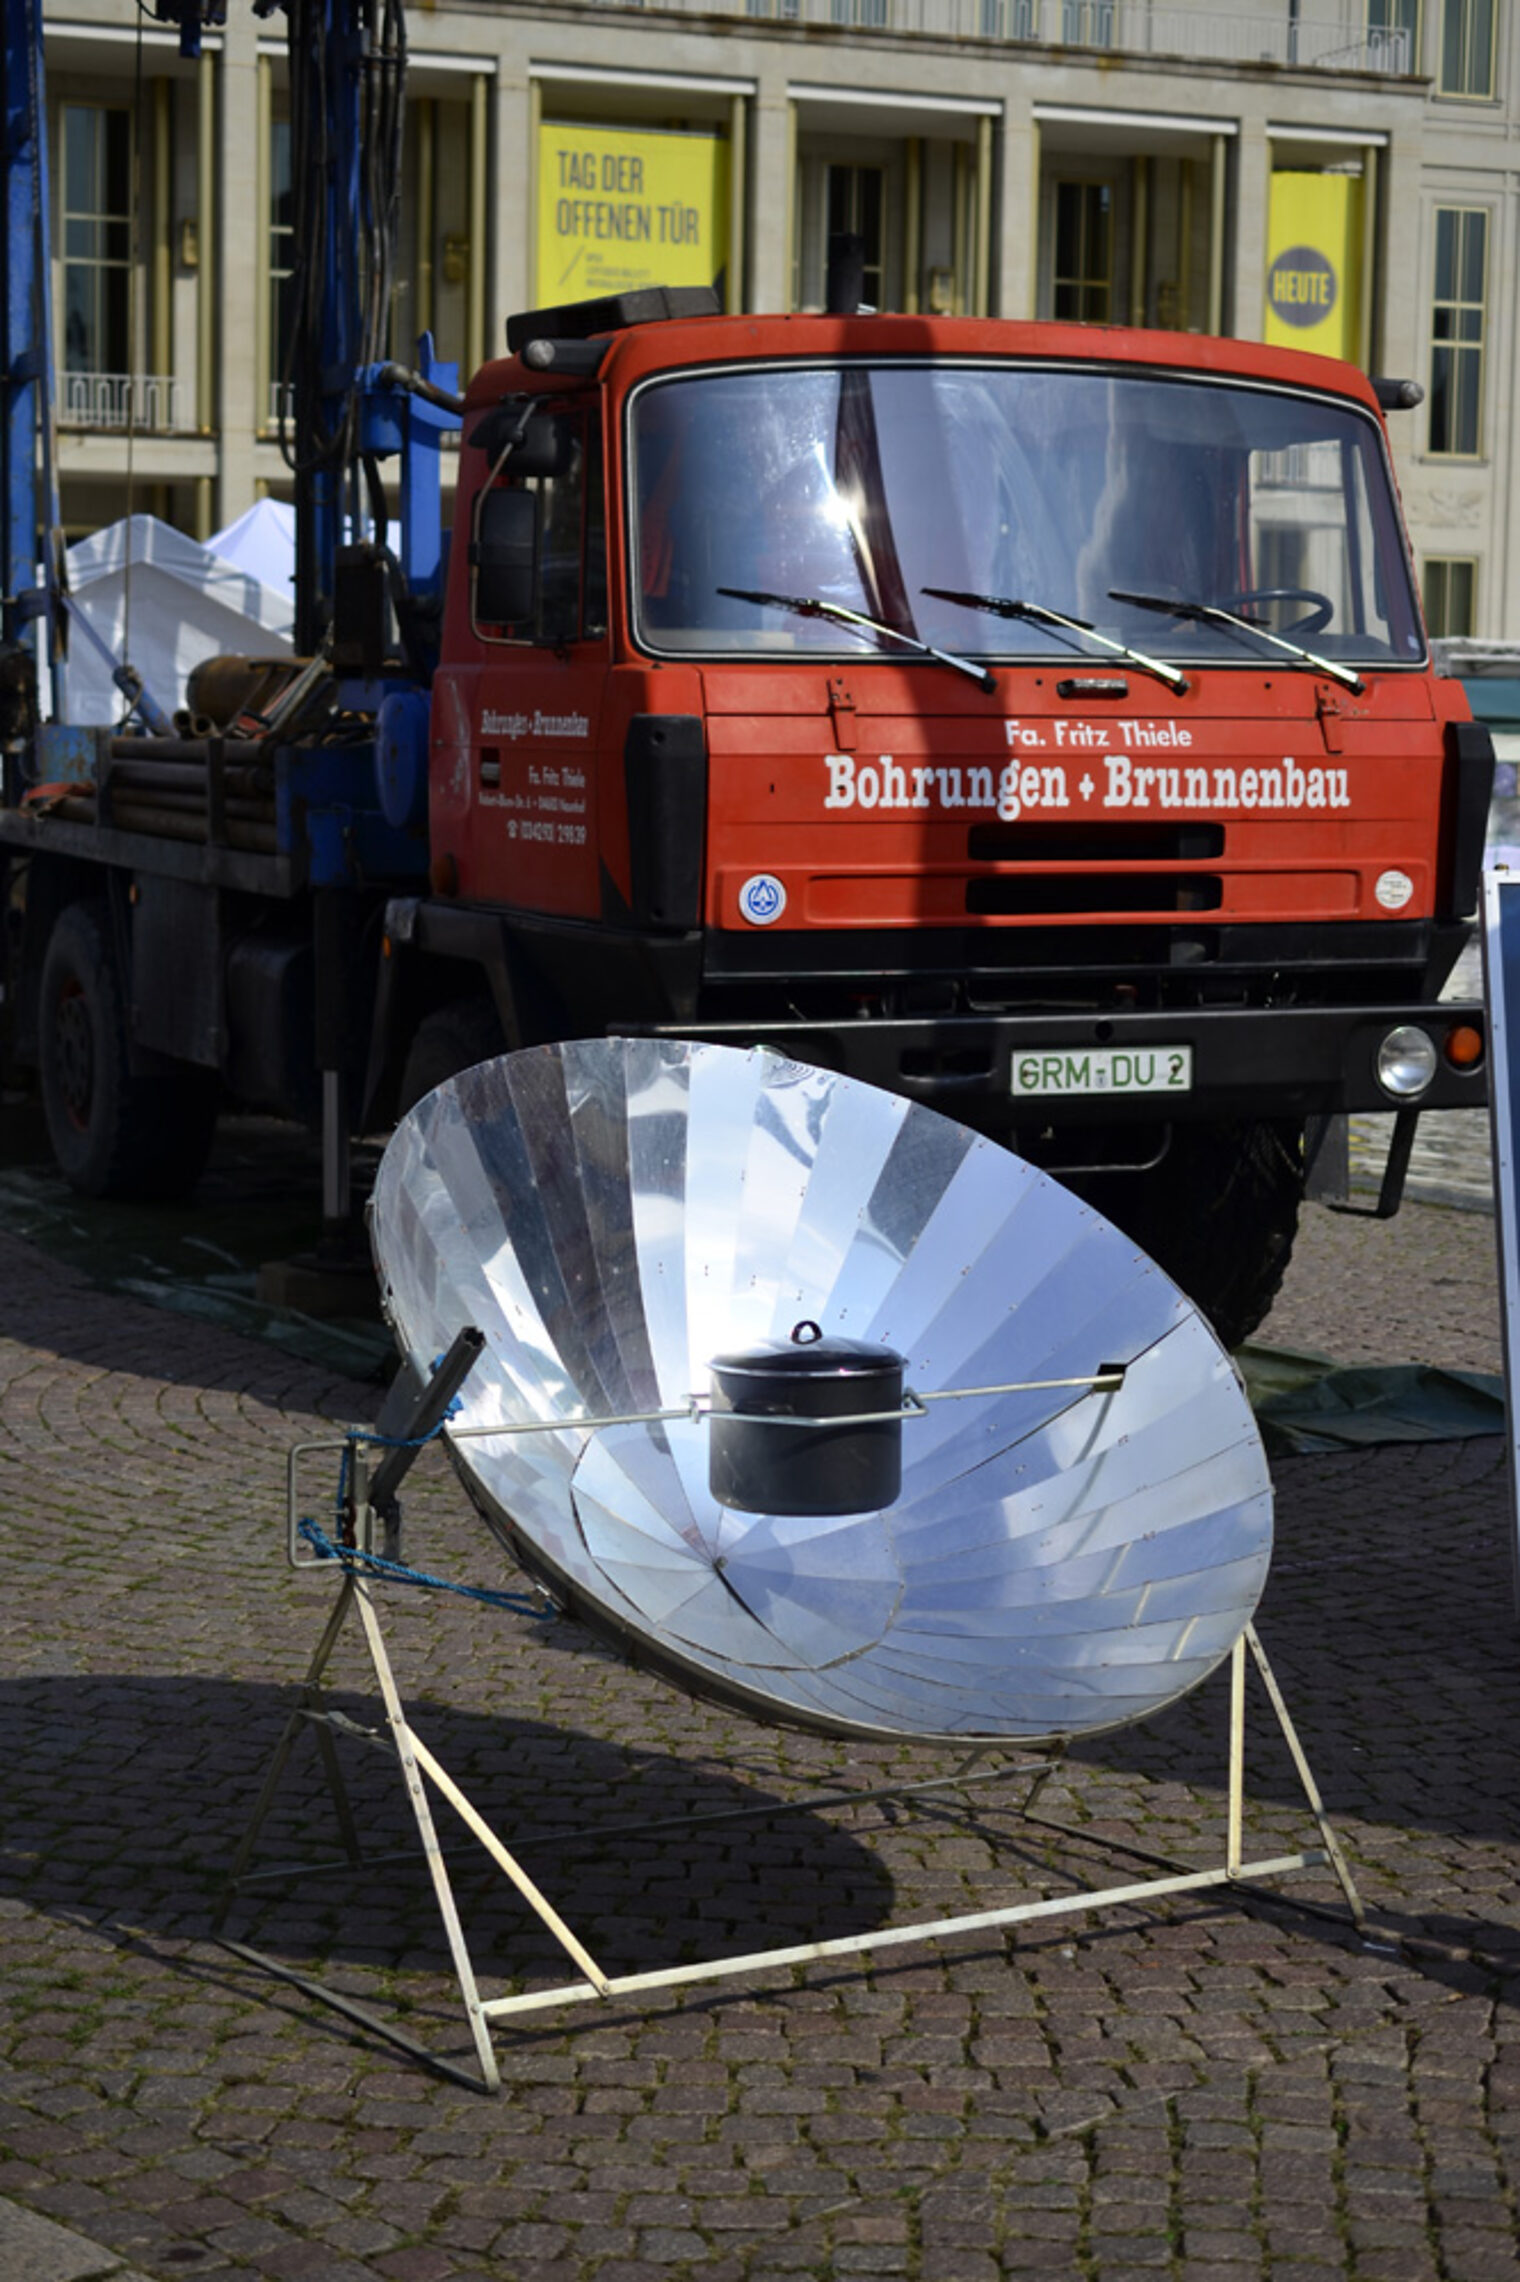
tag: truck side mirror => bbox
[472,487,537,626]
[470,405,576,478]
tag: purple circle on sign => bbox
[1268,245,1338,329]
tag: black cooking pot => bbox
[708,1320,905,1516]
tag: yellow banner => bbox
[537,123,729,304]
[1264,172,1363,360]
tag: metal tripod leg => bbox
[213,1566,507,2092]
[213,1575,365,1932]
[343,1580,502,2088]
[215,1562,620,2092]
[1244,1622,1365,1928]
[1227,1630,1247,1877]
[349,1577,614,2077]
[1018,1622,1364,1939]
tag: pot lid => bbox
[710,1320,904,1380]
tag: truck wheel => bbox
[1085,1119,1304,1352]
[37,901,219,1200]
[397,998,507,1117]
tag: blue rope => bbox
[297,1517,555,1621]
[328,1389,463,1529]
[303,1372,550,1617]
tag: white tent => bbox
[208,498,298,598]
[61,514,294,727]
[204,499,400,598]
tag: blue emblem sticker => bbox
[738,873,787,926]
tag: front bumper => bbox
[635,1001,1489,1125]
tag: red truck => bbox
[1,288,1493,1348]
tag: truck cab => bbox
[395,300,1491,1342]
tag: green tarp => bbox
[1238,1344,1506,1455]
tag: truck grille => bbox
[966,876,1224,915]
[966,822,1225,862]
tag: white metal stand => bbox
[214,1569,1365,2094]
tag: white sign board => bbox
[1480,868,1520,1614]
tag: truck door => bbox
[441,402,608,915]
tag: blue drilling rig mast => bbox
[1,0,461,1235]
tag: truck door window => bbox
[472,408,607,647]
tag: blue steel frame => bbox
[5,0,457,706]
[2,0,62,717]
[291,0,362,655]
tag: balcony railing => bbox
[262,377,459,443]
[736,0,1412,68]
[59,371,191,433]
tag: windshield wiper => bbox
[717,587,996,694]
[921,586,1187,694]
[1109,589,1365,695]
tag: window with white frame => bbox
[1429,207,1487,455]
[1060,0,1116,43]
[1367,0,1419,68]
[825,167,886,309]
[1052,181,1112,322]
[61,104,132,381]
[1439,0,1495,93]
[268,114,296,427]
[1423,556,1477,635]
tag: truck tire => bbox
[397,997,507,1117]
[1082,1119,1304,1353]
[37,901,219,1200]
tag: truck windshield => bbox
[629,362,1424,669]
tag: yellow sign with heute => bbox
[537,122,729,304]
[1263,171,1364,361]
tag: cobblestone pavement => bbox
[2,1201,1518,2282]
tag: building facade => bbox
[39,0,1519,637]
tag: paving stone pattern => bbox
[1256,1202,1504,1380]
[1,1202,1518,2280]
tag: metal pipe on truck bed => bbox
[108,758,273,799]
[107,736,259,764]
[50,796,279,854]
[99,787,276,819]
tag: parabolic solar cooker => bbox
[224,1039,1360,2088]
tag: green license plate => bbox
[1010,1045,1194,1097]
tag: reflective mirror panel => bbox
[370,1040,1273,1744]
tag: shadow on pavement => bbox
[0,1109,392,1386]
[0,1672,899,1992]
[1070,1439,1520,1967]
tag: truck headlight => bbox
[1376,1025,1438,1099]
